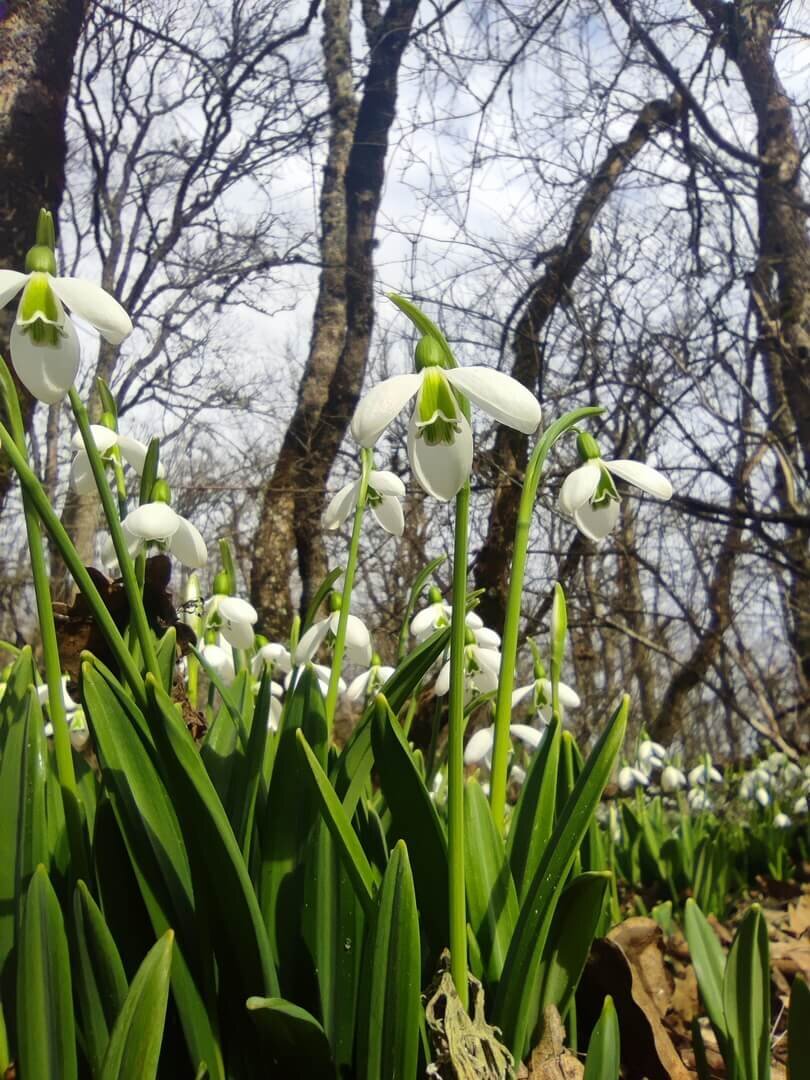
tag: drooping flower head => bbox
[105,479,207,569]
[204,570,258,649]
[69,422,163,495]
[559,433,672,541]
[351,328,541,501]
[0,210,132,402]
[293,593,372,667]
[325,465,405,536]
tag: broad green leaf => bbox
[723,904,770,1080]
[556,732,582,878]
[296,730,375,917]
[357,841,421,1080]
[0,685,48,979]
[100,930,174,1080]
[17,865,77,1080]
[464,779,518,987]
[246,998,335,1077]
[684,898,729,1051]
[583,995,620,1080]
[71,880,129,1075]
[507,715,561,901]
[154,626,178,694]
[302,819,364,1071]
[0,644,36,758]
[494,695,628,1059]
[371,697,449,961]
[259,667,327,994]
[788,976,810,1080]
[82,662,223,1079]
[536,872,610,1024]
[231,670,272,858]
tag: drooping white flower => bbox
[511,676,581,715]
[434,641,502,700]
[754,786,771,808]
[617,765,649,793]
[410,589,483,641]
[205,595,258,650]
[110,501,208,569]
[782,762,802,785]
[69,425,162,495]
[200,641,236,686]
[688,758,723,786]
[325,468,406,537]
[773,812,792,829]
[559,433,672,542]
[294,609,372,667]
[350,337,542,501]
[637,740,668,771]
[792,795,808,816]
[252,642,292,679]
[463,722,544,770]
[267,681,284,732]
[0,225,132,404]
[687,787,713,812]
[346,657,396,703]
[285,663,346,699]
[37,676,80,716]
[660,765,687,793]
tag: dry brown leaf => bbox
[518,1007,583,1080]
[788,894,810,938]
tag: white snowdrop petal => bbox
[371,495,404,536]
[218,596,258,625]
[324,481,358,530]
[411,604,445,637]
[369,470,406,496]
[572,498,621,541]
[50,276,133,344]
[201,644,235,685]
[474,627,501,649]
[472,647,502,675]
[509,723,544,750]
[464,611,484,630]
[221,618,256,650]
[69,452,98,496]
[511,684,534,707]
[169,518,208,568]
[116,434,154,475]
[350,373,422,447]
[558,461,601,515]
[71,424,119,454]
[408,407,473,501]
[464,726,495,766]
[607,460,672,500]
[346,670,372,702]
[294,619,331,664]
[124,501,180,540]
[0,269,28,309]
[10,318,80,404]
[445,366,542,434]
[434,660,451,697]
[343,614,372,665]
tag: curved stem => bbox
[489,405,604,834]
[69,388,160,683]
[325,448,372,732]
[448,479,471,1008]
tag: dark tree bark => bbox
[0,0,88,512]
[250,0,421,638]
[473,94,682,633]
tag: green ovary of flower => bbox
[416,368,462,447]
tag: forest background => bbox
[0,0,808,760]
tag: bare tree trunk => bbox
[0,0,88,511]
[251,0,421,637]
[473,94,681,632]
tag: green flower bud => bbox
[151,478,171,503]
[428,585,443,605]
[550,583,568,672]
[34,209,56,250]
[329,592,342,613]
[576,432,601,461]
[414,335,445,371]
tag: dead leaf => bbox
[788,894,810,938]
[518,1007,583,1079]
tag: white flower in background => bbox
[739,768,771,800]
[660,765,687,793]
[782,762,802,785]
[346,656,396,704]
[793,795,808,816]
[463,722,544,770]
[252,642,292,679]
[510,764,527,787]
[765,751,787,773]
[511,676,581,717]
[0,214,132,403]
[325,468,406,537]
[38,678,88,749]
[107,500,207,569]
[754,786,771,808]
[350,335,541,501]
[200,641,236,686]
[688,787,713,812]
[688,759,723,786]
[637,740,668,771]
[434,640,502,700]
[559,433,672,542]
[773,813,792,829]
[294,607,372,667]
[617,765,649,793]
[267,681,284,732]
[37,676,80,717]
[69,425,163,495]
[205,594,258,650]
[410,588,483,641]
[285,663,346,699]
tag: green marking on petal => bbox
[416,368,462,446]
[592,463,620,506]
[18,273,63,345]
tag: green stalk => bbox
[0,412,147,710]
[69,388,161,683]
[448,479,471,1008]
[489,406,604,834]
[0,360,88,878]
[324,448,372,731]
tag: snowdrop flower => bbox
[617,765,649,793]
[252,642,292,679]
[267,682,284,732]
[346,655,396,703]
[773,812,792,829]
[782,762,802,786]
[688,787,713,812]
[205,594,258,650]
[464,722,544,770]
[792,795,808,816]
[111,498,208,569]
[660,765,687,793]
[510,764,527,786]
[69,425,163,495]
[511,676,580,721]
[200,641,236,686]
[434,639,502,700]
[285,663,346,699]
[765,751,787,773]
[410,587,483,641]
[37,676,80,717]
[559,433,672,542]
[325,467,405,537]
[739,769,771,800]
[350,334,541,501]
[688,759,723,786]
[294,599,372,667]
[38,677,88,748]
[0,211,132,403]
[637,740,668,771]
[754,786,771,808]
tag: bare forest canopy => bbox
[0,0,808,758]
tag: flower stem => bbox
[0,360,89,879]
[448,479,471,1008]
[69,389,161,684]
[489,405,604,834]
[324,448,372,732]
